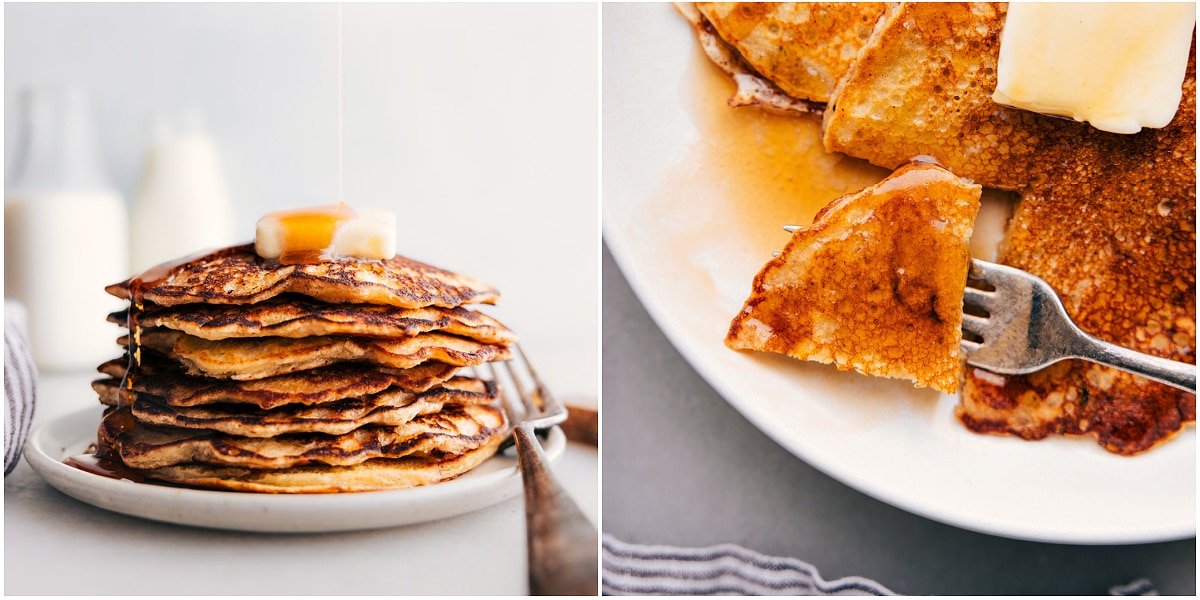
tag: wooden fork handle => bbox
[514,423,598,596]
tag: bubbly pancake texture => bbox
[106,244,500,308]
[696,2,889,103]
[819,1,1195,454]
[726,162,980,394]
[676,2,822,114]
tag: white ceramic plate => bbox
[25,405,565,533]
[602,3,1195,544]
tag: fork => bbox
[961,258,1195,392]
[482,345,598,596]
[774,227,1195,392]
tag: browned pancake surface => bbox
[106,244,499,308]
[139,438,504,493]
[110,296,516,344]
[112,404,506,470]
[696,2,888,103]
[129,328,509,380]
[821,2,1196,454]
[727,162,980,394]
[96,356,459,408]
[93,376,495,437]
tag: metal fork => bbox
[481,345,598,596]
[961,258,1195,392]
[774,226,1194,391]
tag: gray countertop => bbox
[601,243,1195,596]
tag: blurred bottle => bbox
[131,110,235,273]
[4,87,130,372]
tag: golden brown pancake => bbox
[107,404,506,470]
[128,328,510,380]
[105,244,500,308]
[820,2,1196,454]
[825,3,1161,191]
[963,51,1196,457]
[93,376,495,437]
[727,162,980,394]
[109,296,516,344]
[90,240,516,492]
[677,2,823,115]
[138,438,504,494]
[95,356,460,408]
[696,2,889,103]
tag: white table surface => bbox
[5,370,598,596]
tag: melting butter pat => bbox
[255,203,396,264]
[993,3,1196,134]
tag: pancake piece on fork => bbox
[726,162,981,395]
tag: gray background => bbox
[602,244,1196,596]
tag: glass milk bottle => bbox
[131,110,235,273]
[4,88,130,371]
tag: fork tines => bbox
[960,259,1004,348]
[478,344,568,432]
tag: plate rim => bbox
[25,405,565,533]
[606,237,1196,546]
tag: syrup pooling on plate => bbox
[63,453,146,483]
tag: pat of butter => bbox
[255,203,396,264]
[992,3,1196,134]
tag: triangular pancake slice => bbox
[726,162,980,394]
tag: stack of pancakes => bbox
[89,244,515,493]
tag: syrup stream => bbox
[338,1,344,203]
[72,7,349,481]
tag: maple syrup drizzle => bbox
[338,1,345,204]
[67,250,213,480]
[264,202,356,265]
[67,7,353,481]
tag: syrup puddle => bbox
[640,41,888,320]
[633,41,985,426]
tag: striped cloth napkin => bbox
[602,535,1158,596]
[5,301,38,475]
[603,535,894,596]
